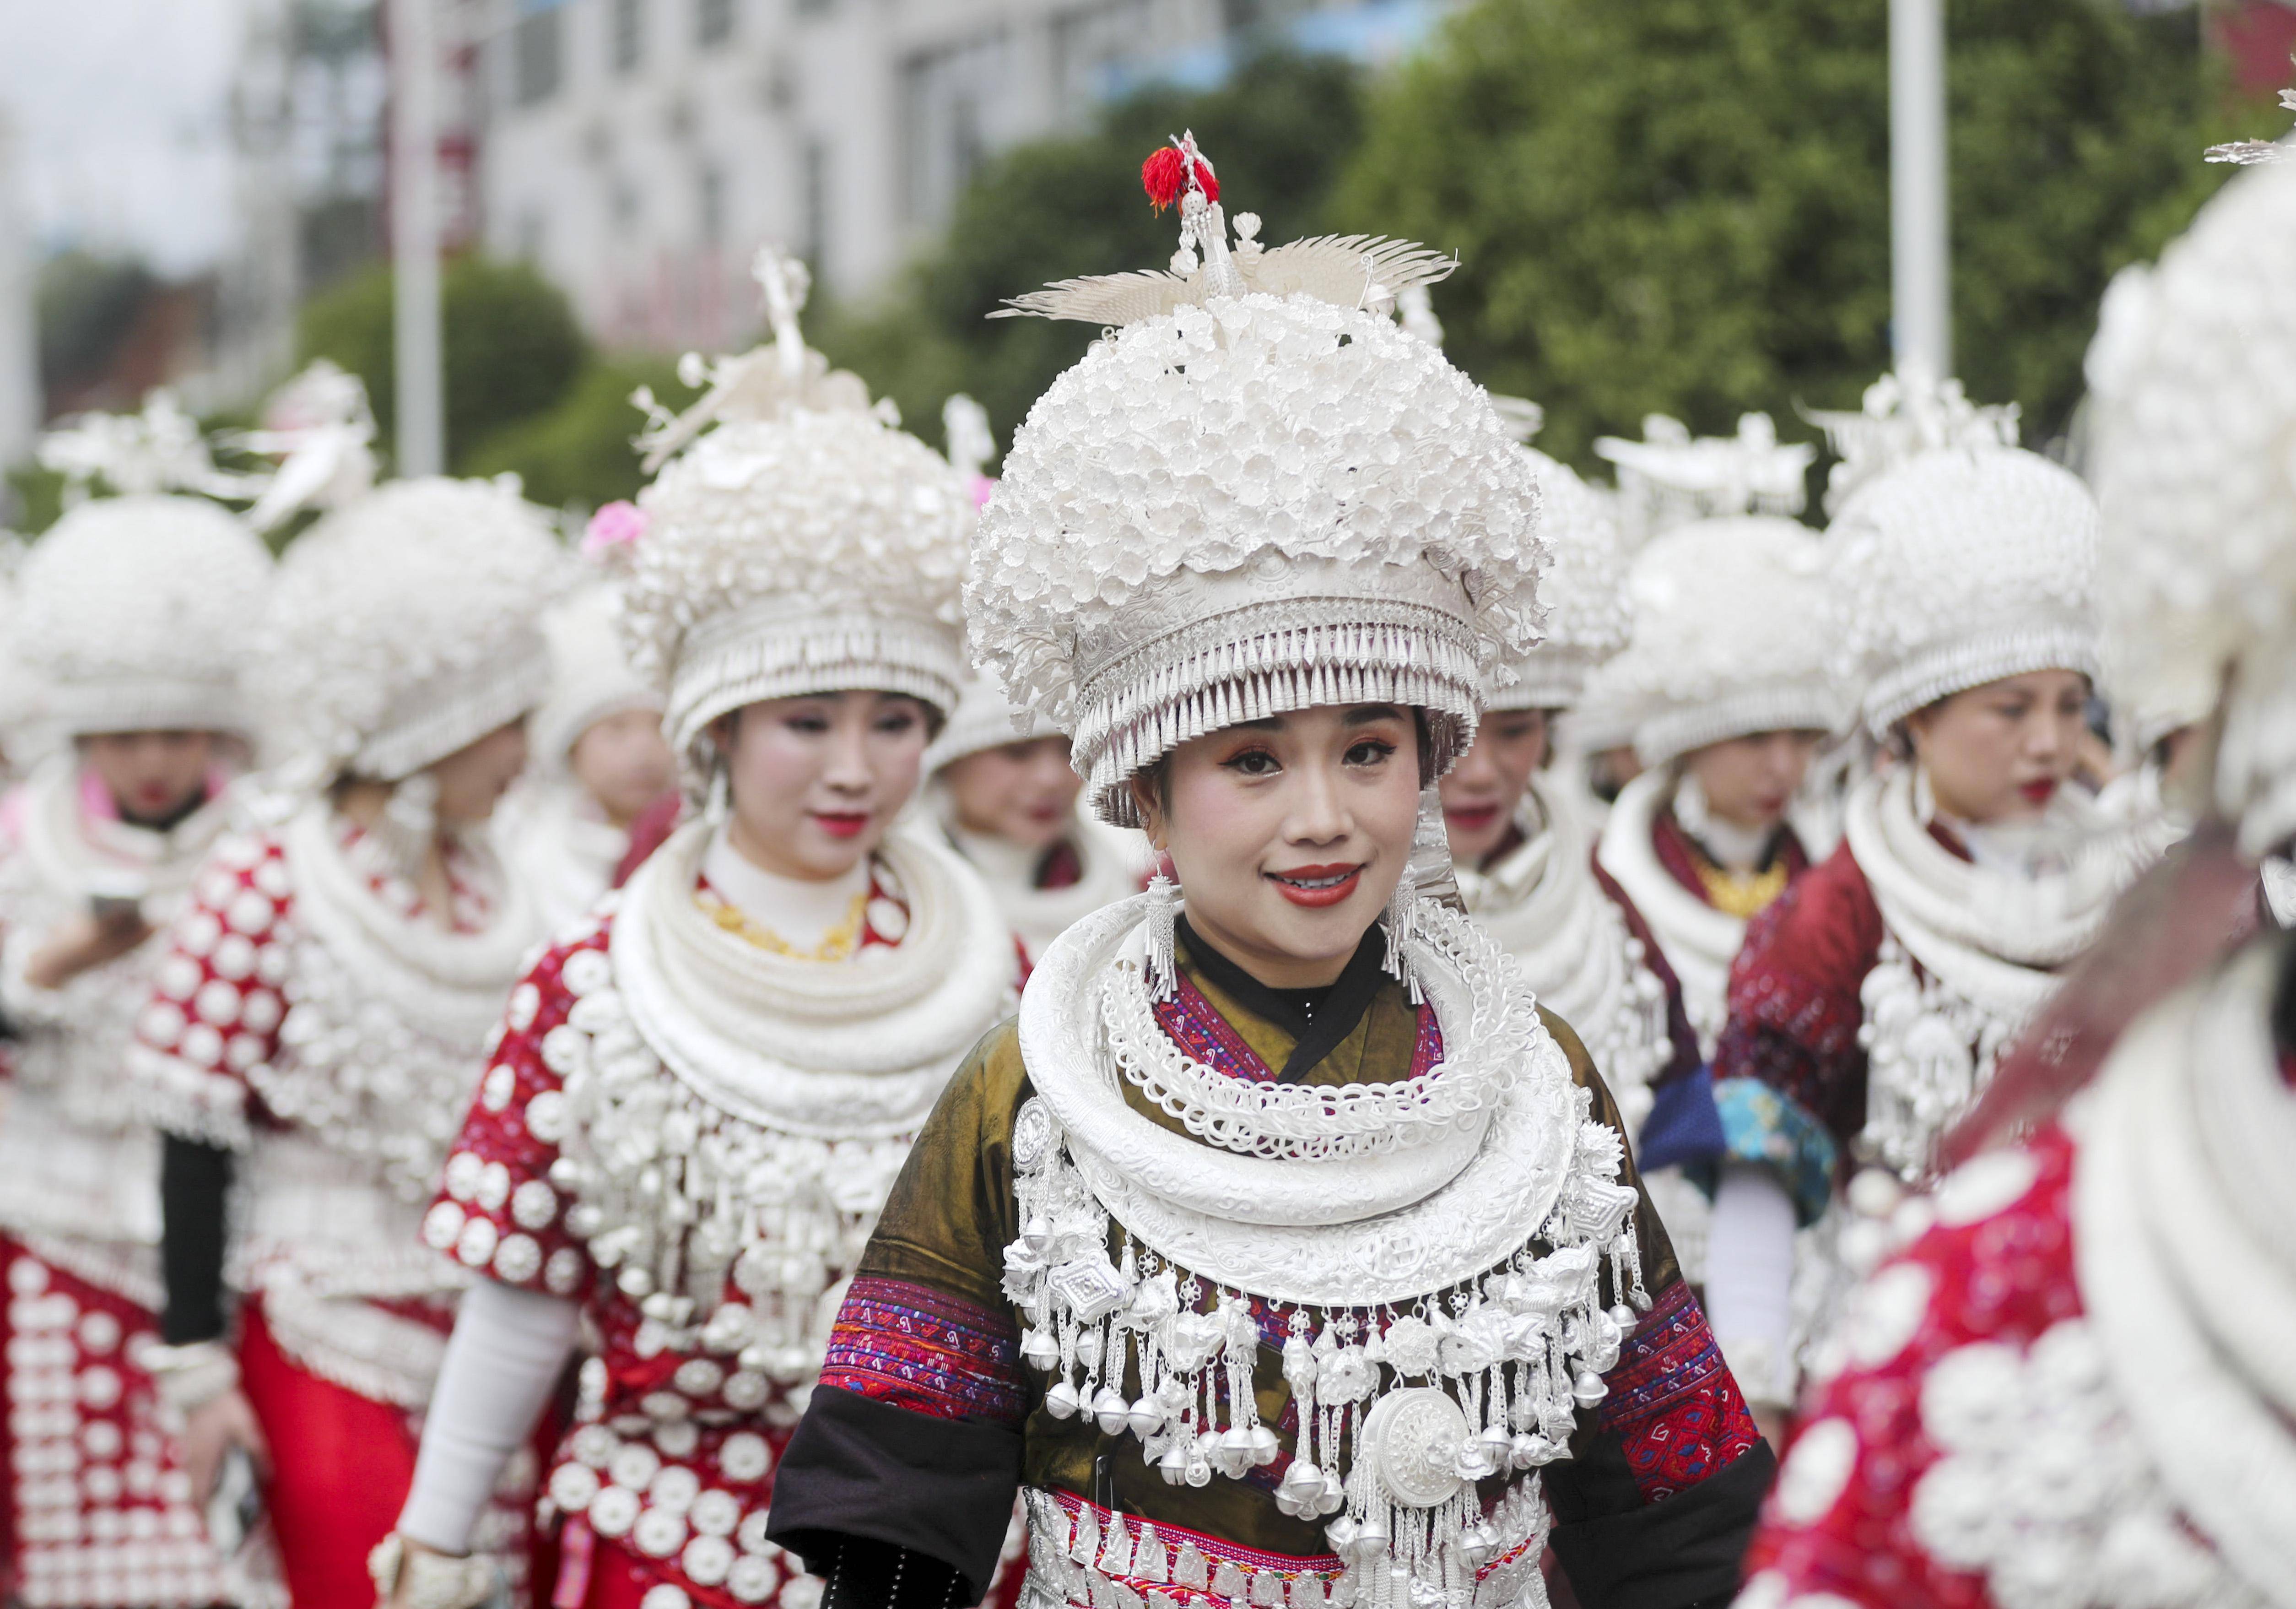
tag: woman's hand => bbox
[383,1537,465,1609]
[181,1387,270,1509]
[23,910,154,991]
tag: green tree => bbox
[1337,0,2276,471]
[817,50,1369,456]
[461,355,697,512]
[296,256,590,471]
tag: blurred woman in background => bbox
[131,476,566,1607]
[1701,379,2125,1437]
[1740,146,2296,1609]
[0,475,273,1608]
[923,670,1149,981]
[500,582,676,933]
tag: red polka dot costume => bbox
[132,807,546,1605]
[1740,1028,2277,1609]
[427,822,1016,1609]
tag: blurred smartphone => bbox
[86,869,149,925]
[207,1446,263,1554]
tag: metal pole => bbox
[1889,0,1950,384]
[390,0,445,475]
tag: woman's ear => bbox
[1129,773,1166,851]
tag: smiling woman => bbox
[1138,705,1422,988]
[367,251,1015,1609]
[766,141,1773,1609]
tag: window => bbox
[697,0,735,46]
[511,5,563,105]
[611,0,643,72]
[698,162,726,245]
[900,32,1015,227]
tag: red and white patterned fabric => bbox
[129,803,544,1594]
[436,865,916,1609]
[0,1246,227,1609]
[0,765,244,1605]
[1737,1121,2261,1609]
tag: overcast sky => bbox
[2,0,252,275]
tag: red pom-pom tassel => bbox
[1141,146,1218,213]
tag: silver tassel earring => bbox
[704,754,732,823]
[378,770,439,882]
[1383,862,1421,1002]
[1144,872,1180,1001]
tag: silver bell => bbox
[1044,1378,1082,1419]
[1020,1328,1059,1370]
[1091,1387,1131,1436]
[1247,1424,1281,1466]
[1571,1368,1607,1409]
[1126,1396,1166,1439]
[1216,1425,1257,1476]
[1158,1441,1189,1485]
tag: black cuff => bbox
[159,1134,234,1346]
[1550,1443,1776,1609]
[767,1386,1024,1601]
[819,1535,967,1609]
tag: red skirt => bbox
[237,1298,547,1609]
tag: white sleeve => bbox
[1703,1162,1799,1409]
[396,1280,582,1554]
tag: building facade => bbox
[474,0,1451,352]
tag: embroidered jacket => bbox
[764,934,1771,1609]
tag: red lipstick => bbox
[1445,804,1502,834]
[1267,862,1364,909]
[812,811,870,839]
[2018,780,2058,807]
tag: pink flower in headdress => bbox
[583,500,648,560]
[970,475,997,511]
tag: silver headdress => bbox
[2088,158,2296,856]
[1605,516,1849,768]
[970,136,1545,826]
[615,249,972,790]
[255,477,567,783]
[22,397,276,739]
[1819,370,2099,737]
[1392,318,1621,716]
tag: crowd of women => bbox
[0,117,2286,1609]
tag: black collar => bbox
[1176,915,1388,1084]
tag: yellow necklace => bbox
[1691,856,1790,921]
[697,884,871,962]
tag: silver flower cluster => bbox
[1491,448,1629,711]
[1828,444,2100,733]
[1599,516,1847,765]
[620,406,972,693]
[253,477,568,775]
[968,293,1547,732]
[15,495,274,737]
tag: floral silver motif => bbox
[1006,897,1644,1609]
[1910,1321,2264,1609]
